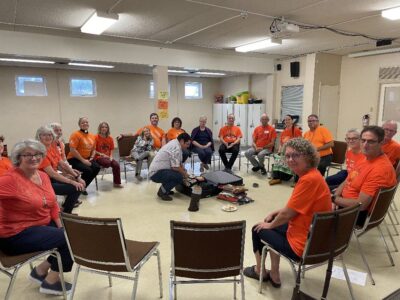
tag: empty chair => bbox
[326,140,347,176]
[117,135,138,181]
[259,204,360,300]
[170,220,246,300]
[0,249,67,300]
[60,212,163,300]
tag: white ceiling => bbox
[0,0,400,74]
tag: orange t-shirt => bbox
[56,140,66,160]
[0,157,13,176]
[0,168,59,238]
[39,143,61,171]
[345,150,365,174]
[136,125,165,149]
[342,154,396,206]
[286,168,332,257]
[382,139,400,166]
[219,126,242,144]
[280,126,302,145]
[303,126,333,157]
[166,128,185,141]
[67,131,96,159]
[95,135,115,158]
[252,125,277,150]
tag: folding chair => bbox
[117,135,137,182]
[170,220,246,300]
[0,249,67,300]
[60,213,163,300]
[326,140,347,177]
[259,204,361,300]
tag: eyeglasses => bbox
[284,153,302,161]
[383,128,396,133]
[20,153,43,160]
[307,119,318,123]
[40,133,53,137]
[345,137,359,142]
[360,139,379,145]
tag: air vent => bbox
[379,67,400,80]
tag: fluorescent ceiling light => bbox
[68,62,114,69]
[235,38,282,53]
[0,58,55,64]
[168,70,189,73]
[382,7,400,20]
[81,11,119,35]
[196,72,226,76]
[348,47,400,58]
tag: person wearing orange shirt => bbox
[166,117,190,162]
[303,114,334,176]
[244,138,331,287]
[218,114,242,173]
[326,129,365,190]
[245,113,276,175]
[0,140,73,295]
[381,120,400,167]
[67,117,100,193]
[332,126,397,226]
[0,136,12,176]
[94,122,123,188]
[49,122,67,162]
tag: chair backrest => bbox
[1,144,8,157]
[60,212,131,272]
[302,204,360,265]
[64,143,70,157]
[361,185,398,232]
[331,140,347,165]
[170,220,246,279]
[117,135,137,158]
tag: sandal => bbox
[266,271,281,288]
[243,265,268,282]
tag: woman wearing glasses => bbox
[36,125,85,213]
[244,138,331,287]
[0,139,73,295]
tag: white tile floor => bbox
[1,162,400,300]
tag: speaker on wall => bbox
[290,61,300,77]
[276,64,282,71]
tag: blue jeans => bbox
[150,169,183,193]
[326,170,348,190]
[192,146,213,164]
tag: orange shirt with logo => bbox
[342,155,396,206]
[95,135,115,159]
[303,126,333,157]
[39,143,61,171]
[0,157,13,176]
[67,131,96,159]
[252,125,277,150]
[345,150,365,174]
[136,125,165,149]
[219,126,242,144]
[166,128,185,141]
[280,126,302,145]
[286,168,332,257]
[382,139,400,166]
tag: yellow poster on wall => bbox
[157,91,169,119]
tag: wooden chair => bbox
[0,249,67,300]
[326,140,347,176]
[170,220,246,300]
[117,135,138,181]
[60,212,163,300]
[259,204,361,300]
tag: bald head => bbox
[382,120,398,143]
[260,113,269,126]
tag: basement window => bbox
[185,82,202,99]
[70,78,96,97]
[15,75,48,96]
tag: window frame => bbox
[15,75,48,97]
[184,81,203,100]
[69,77,97,97]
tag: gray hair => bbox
[199,116,207,122]
[35,125,56,141]
[49,122,61,130]
[346,128,360,137]
[10,139,47,166]
[282,138,320,168]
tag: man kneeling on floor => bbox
[149,132,191,201]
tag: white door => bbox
[234,104,248,145]
[247,104,266,146]
[213,104,223,141]
[378,83,400,142]
[318,85,339,139]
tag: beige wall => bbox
[337,52,400,139]
[0,66,219,148]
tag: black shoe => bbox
[40,280,72,295]
[81,191,88,196]
[169,191,175,195]
[260,167,267,175]
[157,188,173,201]
[252,166,261,172]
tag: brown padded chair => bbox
[259,204,361,300]
[326,140,347,176]
[0,249,67,300]
[117,135,138,181]
[353,185,398,285]
[60,212,163,300]
[170,220,246,300]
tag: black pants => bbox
[219,143,240,169]
[318,154,333,177]
[51,178,81,213]
[67,158,100,187]
[0,221,73,272]
[192,146,213,164]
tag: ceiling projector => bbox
[271,19,300,34]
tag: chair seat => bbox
[126,240,158,269]
[0,250,43,268]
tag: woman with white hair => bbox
[191,116,214,172]
[49,122,67,161]
[0,139,73,295]
[36,125,85,213]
